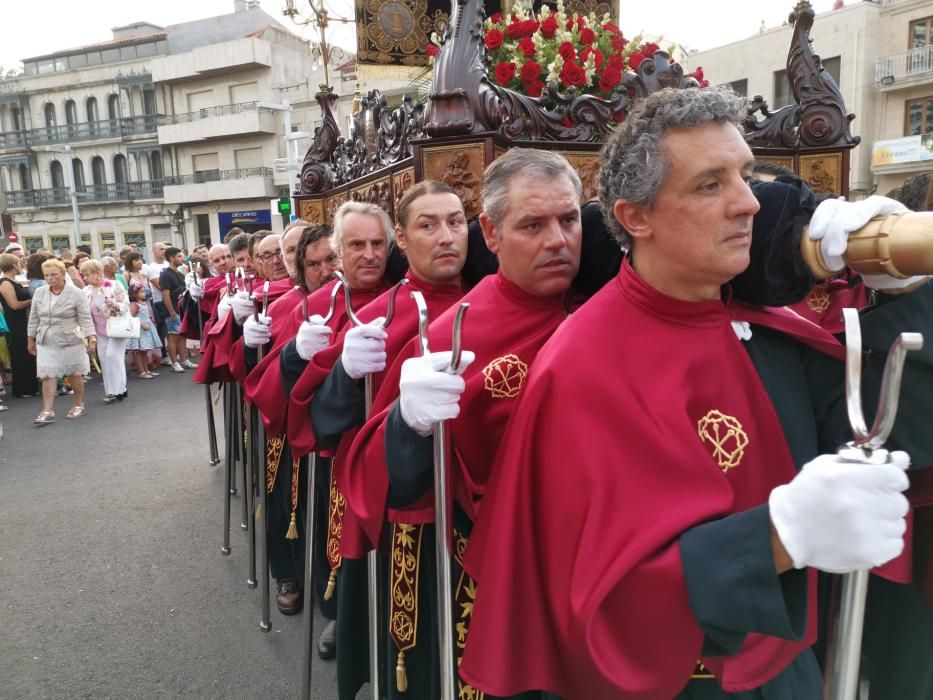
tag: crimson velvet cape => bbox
[461,262,826,699]
[342,271,571,555]
[227,282,304,385]
[244,278,386,435]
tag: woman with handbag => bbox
[81,259,132,404]
[26,258,96,424]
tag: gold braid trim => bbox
[323,469,346,601]
[390,523,423,692]
[285,457,301,540]
[265,435,285,494]
[453,529,484,700]
[691,661,715,679]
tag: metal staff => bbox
[823,307,923,700]
[253,280,272,632]
[411,292,469,700]
[194,262,220,466]
[300,278,343,699]
[221,382,233,556]
[337,271,407,700]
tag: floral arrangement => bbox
[426,0,709,104]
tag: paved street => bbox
[0,369,349,699]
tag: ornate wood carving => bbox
[743,1,859,151]
[298,88,424,196]
[356,0,450,66]
[351,176,394,215]
[799,152,843,195]
[298,198,326,224]
[562,152,601,202]
[392,167,416,211]
[421,142,485,218]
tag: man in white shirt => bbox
[144,241,170,364]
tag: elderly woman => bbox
[81,259,130,404]
[26,258,96,423]
[102,256,128,292]
[0,252,36,397]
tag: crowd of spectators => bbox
[0,240,202,426]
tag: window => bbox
[150,152,164,181]
[143,89,157,116]
[910,16,933,49]
[49,235,71,252]
[113,154,128,184]
[107,94,121,122]
[44,103,56,128]
[229,81,259,104]
[119,46,137,61]
[193,153,220,182]
[72,158,86,190]
[68,53,88,69]
[23,236,45,253]
[123,231,147,249]
[50,160,65,190]
[187,90,214,112]
[101,48,121,63]
[905,96,933,135]
[37,60,54,75]
[136,43,156,58]
[86,52,102,66]
[64,100,78,138]
[99,232,117,252]
[86,96,99,123]
[724,79,748,97]
[196,213,211,246]
[234,147,263,170]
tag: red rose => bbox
[507,20,526,39]
[485,28,504,50]
[426,43,440,58]
[580,27,596,45]
[526,79,545,97]
[495,60,517,85]
[559,61,587,88]
[565,18,574,30]
[489,12,502,24]
[557,41,576,62]
[602,22,621,35]
[581,47,604,69]
[577,16,587,29]
[690,66,706,82]
[607,54,625,71]
[520,60,542,82]
[641,41,660,58]
[522,19,539,35]
[518,37,536,58]
[628,52,646,70]
[598,66,621,92]
[540,16,558,38]
[611,33,629,52]
[613,109,627,122]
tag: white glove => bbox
[188,281,204,300]
[230,291,255,325]
[769,450,910,574]
[296,315,333,361]
[399,350,476,437]
[243,313,272,348]
[216,295,233,322]
[341,317,388,379]
[808,196,908,272]
[860,273,930,292]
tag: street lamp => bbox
[282,0,354,88]
[38,144,82,250]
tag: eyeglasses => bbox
[306,253,338,270]
[257,249,284,263]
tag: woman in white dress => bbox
[26,259,96,424]
[81,259,130,404]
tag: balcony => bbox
[3,115,161,149]
[0,130,30,151]
[162,167,275,204]
[151,37,272,83]
[876,46,933,88]
[4,180,165,209]
[157,102,277,145]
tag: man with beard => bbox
[458,87,933,699]
[344,148,582,699]
[284,184,468,699]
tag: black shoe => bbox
[317,620,337,659]
[116,391,127,401]
[102,395,118,404]
[276,579,303,615]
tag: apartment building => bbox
[0,0,387,256]
[869,0,933,194]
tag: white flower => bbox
[547,54,564,82]
[583,53,596,82]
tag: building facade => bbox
[0,0,409,257]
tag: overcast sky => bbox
[1,0,839,70]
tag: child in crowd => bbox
[126,283,163,379]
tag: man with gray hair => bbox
[342,147,583,697]
[460,87,933,699]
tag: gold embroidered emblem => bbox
[265,435,285,493]
[322,470,345,601]
[390,523,423,691]
[805,284,831,313]
[482,354,528,399]
[696,410,749,472]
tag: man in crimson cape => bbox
[180,243,232,343]
[458,87,933,699]
[341,149,584,699]
[281,186,468,700]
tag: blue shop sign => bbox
[219,210,272,227]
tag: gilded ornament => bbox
[483,354,529,399]
[696,409,749,472]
